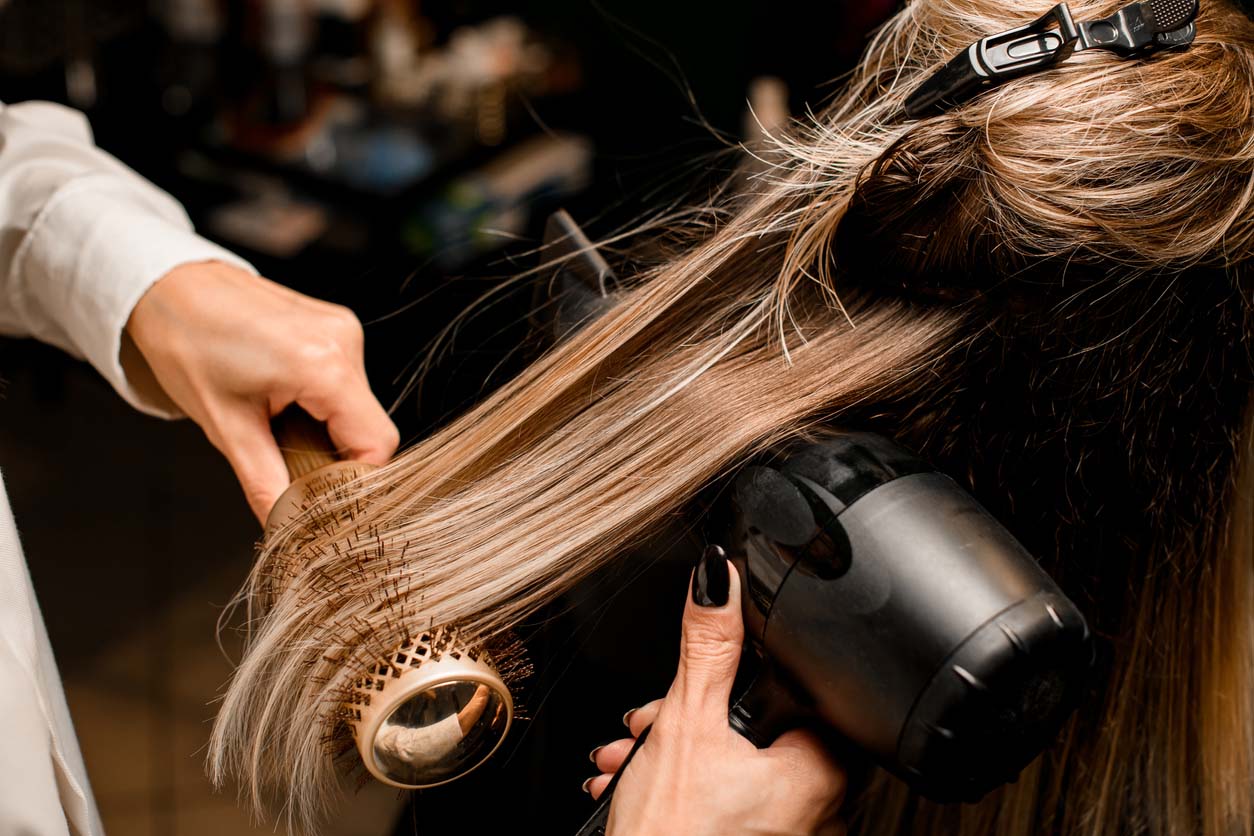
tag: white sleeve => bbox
[0,475,104,836]
[0,100,257,418]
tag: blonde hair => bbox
[210,2,1254,834]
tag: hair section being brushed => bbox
[211,1,1254,834]
[208,19,963,826]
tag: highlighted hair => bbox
[211,2,1254,834]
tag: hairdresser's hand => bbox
[586,550,846,836]
[126,260,399,522]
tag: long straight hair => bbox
[210,2,1254,833]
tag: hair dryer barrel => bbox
[729,434,1092,802]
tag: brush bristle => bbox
[252,484,534,798]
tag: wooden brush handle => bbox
[265,408,376,531]
[272,406,339,479]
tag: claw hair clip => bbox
[904,0,1200,118]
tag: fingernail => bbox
[622,709,636,728]
[581,776,594,794]
[692,544,730,607]
[588,746,602,764]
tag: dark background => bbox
[0,2,893,834]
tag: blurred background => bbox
[0,1,894,834]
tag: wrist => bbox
[127,259,241,346]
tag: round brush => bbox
[266,407,515,789]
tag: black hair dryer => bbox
[576,433,1093,835]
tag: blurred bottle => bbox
[370,0,427,104]
[741,76,789,179]
[154,0,224,123]
[258,0,314,125]
[310,0,374,93]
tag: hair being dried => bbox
[210,2,1254,834]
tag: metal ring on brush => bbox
[267,407,515,789]
[344,630,513,788]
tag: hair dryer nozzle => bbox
[728,434,1093,802]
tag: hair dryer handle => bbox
[728,664,808,748]
[573,666,806,835]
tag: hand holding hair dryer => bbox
[578,433,1092,834]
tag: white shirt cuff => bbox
[11,174,256,418]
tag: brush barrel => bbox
[345,627,514,789]
[265,461,378,531]
[265,406,515,789]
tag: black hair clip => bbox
[903,0,1200,119]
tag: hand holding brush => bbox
[126,259,399,521]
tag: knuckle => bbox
[236,473,277,515]
[325,306,364,346]
[246,485,276,514]
[291,335,341,366]
[291,339,353,384]
[680,625,740,666]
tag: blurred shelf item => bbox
[372,15,577,143]
[0,0,143,76]
[744,76,789,147]
[742,76,790,179]
[200,12,583,213]
[207,196,328,259]
[219,94,440,195]
[402,133,593,268]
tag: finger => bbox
[624,699,662,738]
[456,684,491,735]
[298,372,400,466]
[669,548,744,726]
[591,737,636,774]
[318,301,367,365]
[585,773,614,801]
[208,403,293,523]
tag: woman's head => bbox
[211,3,1254,833]
[843,0,1254,290]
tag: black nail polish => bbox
[692,544,730,607]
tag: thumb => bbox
[670,546,744,726]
